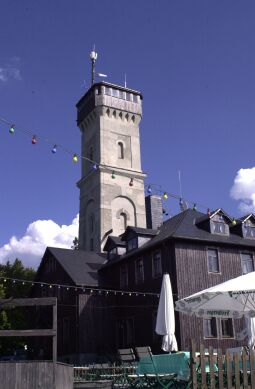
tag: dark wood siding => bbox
[175,240,255,351]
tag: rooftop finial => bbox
[89,45,97,86]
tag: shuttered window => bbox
[207,248,220,273]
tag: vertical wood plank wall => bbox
[175,241,247,351]
[0,361,73,389]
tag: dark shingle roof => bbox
[103,236,126,251]
[121,226,158,240]
[45,247,107,286]
[100,209,255,270]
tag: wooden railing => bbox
[190,339,255,388]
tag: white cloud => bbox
[0,57,22,82]
[0,215,79,269]
[230,168,255,213]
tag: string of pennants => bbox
[0,114,211,213]
[0,276,160,297]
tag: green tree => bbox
[0,259,36,355]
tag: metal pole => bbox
[91,59,95,85]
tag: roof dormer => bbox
[231,214,255,239]
[196,209,232,236]
[121,226,158,252]
[103,236,126,260]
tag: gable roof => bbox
[38,247,107,286]
[196,208,233,225]
[100,209,255,270]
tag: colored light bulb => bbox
[52,144,57,153]
[192,203,197,211]
[93,163,97,170]
[112,170,116,179]
[163,192,168,200]
[9,125,15,134]
[32,135,37,144]
[232,219,237,225]
[73,154,78,163]
[147,185,152,194]
[129,178,134,187]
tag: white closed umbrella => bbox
[156,273,178,352]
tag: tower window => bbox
[90,238,94,251]
[118,142,124,159]
[120,212,127,232]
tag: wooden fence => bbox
[0,361,73,389]
[190,339,255,389]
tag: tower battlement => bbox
[76,82,142,125]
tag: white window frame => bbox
[203,317,235,339]
[241,252,254,274]
[207,248,220,274]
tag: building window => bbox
[120,264,128,288]
[116,318,134,348]
[118,142,124,159]
[221,318,234,338]
[105,87,111,95]
[127,237,138,251]
[203,318,234,339]
[112,89,119,97]
[243,220,255,238]
[241,253,254,274]
[210,214,229,235]
[152,251,162,278]
[207,248,220,273]
[90,238,94,251]
[120,212,127,233]
[203,318,217,338]
[135,258,144,284]
[133,95,138,103]
[108,247,117,260]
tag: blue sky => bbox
[1,0,255,267]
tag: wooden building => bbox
[32,207,255,362]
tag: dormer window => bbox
[243,220,255,238]
[127,237,138,251]
[210,214,229,236]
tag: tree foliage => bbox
[0,259,36,355]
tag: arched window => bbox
[118,142,124,159]
[89,146,94,161]
[120,212,127,232]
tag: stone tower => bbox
[76,82,147,252]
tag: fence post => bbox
[250,350,255,388]
[190,339,197,389]
[217,348,224,389]
[199,343,206,389]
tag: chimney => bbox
[145,195,163,229]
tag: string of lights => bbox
[0,115,220,215]
[0,276,160,297]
